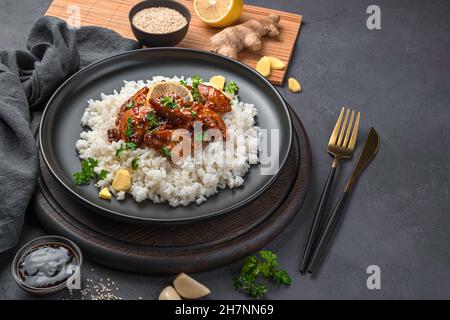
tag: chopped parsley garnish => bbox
[225,81,239,94]
[192,75,203,88]
[233,250,292,298]
[131,157,139,170]
[146,111,160,128]
[126,142,137,150]
[73,158,99,185]
[126,100,135,109]
[162,146,172,157]
[191,75,203,102]
[191,110,197,117]
[98,170,108,180]
[125,117,134,137]
[179,79,187,86]
[160,96,178,109]
[115,141,137,156]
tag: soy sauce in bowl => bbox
[18,243,78,288]
[12,236,83,295]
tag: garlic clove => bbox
[159,286,182,300]
[173,273,211,299]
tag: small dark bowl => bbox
[12,236,83,295]
[129,0,191,47]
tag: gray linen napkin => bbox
[0,16,140,252]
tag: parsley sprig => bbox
[115,142,137,156]
[224,80,239,95]
[73,158,102,185]
[233,250,292,298]
[162,146,172,157]
[125,117,134,137]
[146,111,160,129]
[160,96,178,109]
[131,157,139,170]
[191,75,203,103]
[126,100,135,109]
[98,170,109,180]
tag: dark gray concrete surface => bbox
[0,0,449,299]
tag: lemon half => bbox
[194,0,243,28]
[146,82,193,103]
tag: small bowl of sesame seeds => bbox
[129,0,191,47]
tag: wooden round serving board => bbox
[33,107,311,275]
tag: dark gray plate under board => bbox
[39,48,292,223]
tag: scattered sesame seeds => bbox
[79,277,123,300]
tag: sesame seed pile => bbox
[66,268,123,300]
[132,7,188,34]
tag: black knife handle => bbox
[307,191,350,274]
[299,165,337,273]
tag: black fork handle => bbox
[307,191,350,274]
[299,165,337,273]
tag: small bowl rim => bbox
[11,235,83,294]
[129,0,192,37]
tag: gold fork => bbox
[299,107,360,273]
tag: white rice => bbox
[76,76,260,207]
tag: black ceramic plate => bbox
[39,48,292,223]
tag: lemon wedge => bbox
[209,75,226,90]
[147,82,193,104]
[194,0,243,28]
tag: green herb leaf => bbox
[98,170,108,180]
[191,75,203,88]
[125,117,134,137]
[191,110,197,117]
[115,145,124,156]
[131,157,139,170]
[179,79,187,86]
[224,80,239,94]
[73,158,99,185]
[233,250,291,298]
[126,142,137,150]
[126,100,135,109]
[160,96,178,109]
[116,141,137,156]
[191,75,204,103]
[146,111,160,128]
[162,146,172,157]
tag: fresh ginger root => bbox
[210,14,280,59]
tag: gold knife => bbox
[307,127,380,273]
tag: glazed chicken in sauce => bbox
[108,82,231,156]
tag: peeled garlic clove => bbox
[159,286,182,300]
[173,273,211,299]
[288,77,302,93]
[256,56,271,77]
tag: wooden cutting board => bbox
[45,0,302,85]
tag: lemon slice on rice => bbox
[147,82,193,104]
[194,0,243,28]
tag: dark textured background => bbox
[0,0,449,299]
